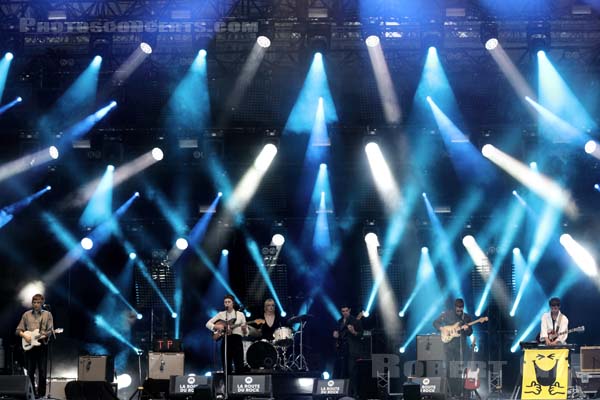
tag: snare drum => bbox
[273,327,293,346]
[246,340,277,369]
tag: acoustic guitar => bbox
[212,319,265,341]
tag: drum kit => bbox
[243,314,312,371]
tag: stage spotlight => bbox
[116,374,132,389]
[171,312,178,318]
[256,35,271,48]
[81,237,94,250]
[399,311,405,318]
[513,248,520,255]
[198,49,207,57]
[129,252,137,260]
[399,347,406,353]
[92,55,102,66]
[218,192,223,197]
[48,146,60,160]
[530,161,538,170]
[5,52,13,60]
[480,22,499,50]
[16,96,22,102]
[140,42,153,54]
[512,190,517,196]
[595,184,600,191]
[107,165,115,172]
[204,372,212,377]
[175,238,188,250]
[364,232,379,246]
[134,192,140,198]
[320,163,327,170]
[322,371,330,379]
[222,249,229,256]
[151,147,164,161]
[365,35,380,47]
[254,143,278,171]
[462,235,475,247]
[136,313,143,320]
[481,144,493,157]
[527,21,551,54]
[245,310,251,317]
[46,186,52,191]
[585,140,597,154]
[314,52,323,61]
[362,311,369,317]
[421,247,428,253]
[272,234,285,247]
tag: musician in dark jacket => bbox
[433,298,473,397]
[333,305,363,396]
[16,293,54,397]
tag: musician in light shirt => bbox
[206,294,248,373]
[16,293,54,397]
[540,297,569,346]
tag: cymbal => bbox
[287,314,313,324]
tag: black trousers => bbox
[220,334,246,374]
[334,352,359,396]
[444,342,468,397]
[25,345,48,397]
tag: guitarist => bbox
[15,293,54,398]
[206,294,248,373]
[433,298,473,398]
[540,297,569,346]
[332,305,363,398]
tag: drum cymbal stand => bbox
[292,321,309,371]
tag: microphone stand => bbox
[223,312,229,400]
[44,308,59,400]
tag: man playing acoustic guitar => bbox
[16,293,54,398]
[540,297,569,346]
[206,294,248,374]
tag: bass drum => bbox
[246,340,278,370]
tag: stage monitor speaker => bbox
[65,381,118,400]
[581,346,600,372]
[410,376,446,399]
[0,375,35,400]
[403,382,421,400]
[417,335,444,361]
[78,355,114,382]
[47,379,75,400]
[356,359,379,399]
[148,352,185,379]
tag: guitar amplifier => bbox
[78,356,114,382]
[581,347,600,372]
[417,335,445,361]
[148,352,185,379]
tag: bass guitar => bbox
[22,328,64,351]
[212,319,265,341]
[440,317,488,343]
[335,312,364,351]
[538,325,585,343]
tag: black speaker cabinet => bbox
[403,382,421,400]
[65,381,118,400]
[78,355,114,382]
[0,375,35,400]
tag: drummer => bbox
[250,298,285,341]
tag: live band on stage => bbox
[12,292,595,400]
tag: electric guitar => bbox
[538,325,585,343]
[22,328,64,351]
[464,339,480,391]
[440,317,488,343]
[212,319,265,341]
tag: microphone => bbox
[43,304,51,311]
